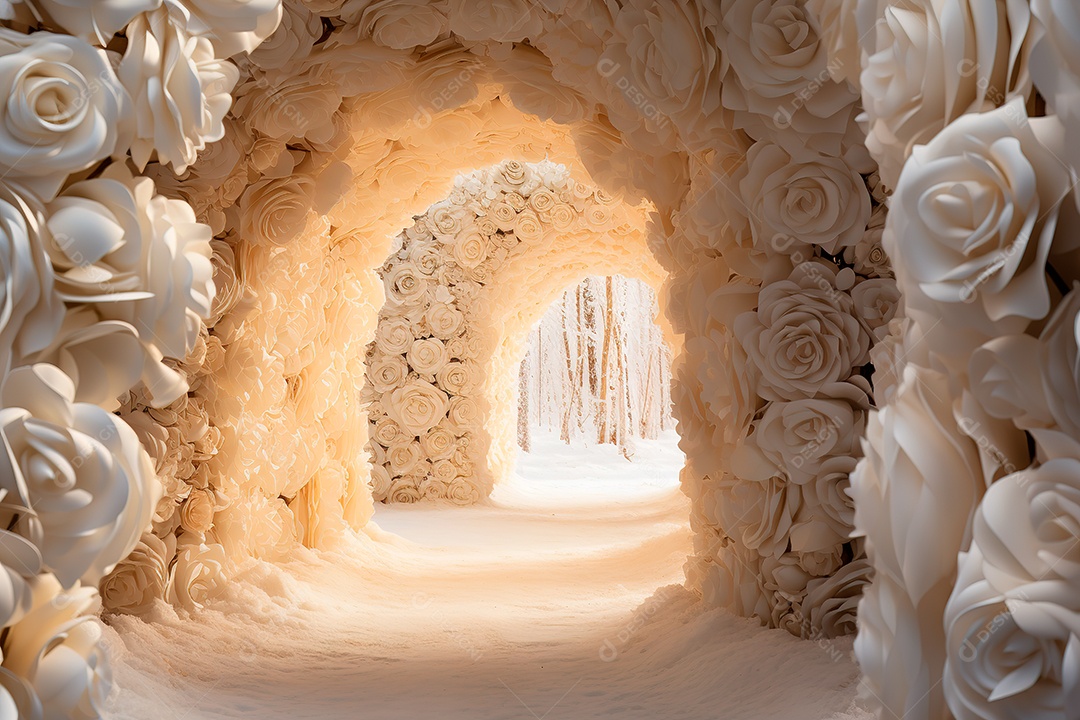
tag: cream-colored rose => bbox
[369,462,392,499]
[436,361,475,395]
[489,200,517,232]
[385,379,449,437]
[446,0,541,42]
[369,354,408,393]
[425,303,464,340]
[386,440,421,476]
[99,531,173,615]
[33,0,158,42]
[862,0,1032,189]
[179,488,217,533]
[797,558,871,639]
[714,474,798,559]
[239,175,314,247]
[886,99,1066,328]
[383,261,430,306]
[446,395,478,430]
[0,29,127,199]
[753,396,866,486]
[250,0,321,70]
[431,458,458,481]
[167,540,228,611]
[387,477,421,503]
[235,72,343,145]
[451,229,490,268]
[344,0,448,49]
[0,365,159,588]
[499,43,588,125]
[739,141,870,257]
[843,205,891,278]
[446,477,479,505]
[420,423,456,461]
[406,337,448,376]
[120,5,239,173]
[372,416,404,447]
[375,317,414,356]
[735,261,869,401]
[513,209,543,242]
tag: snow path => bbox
[103,431,871,720]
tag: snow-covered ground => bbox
[103,430,870,720]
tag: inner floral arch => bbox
[364,160,664,504]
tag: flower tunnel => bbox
[3,1,1076,719]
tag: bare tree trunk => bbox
[518,347,531,452]
[560,294,574,443]
[597,276,616,445]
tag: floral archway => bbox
[363,159,665,503]
[3,0,1076,718]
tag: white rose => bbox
[714,474,798,559]
[797,558,871,639]
[753,396,866,486]
[605,0,725,151]
[249,0,321,70]
[739,141,870,257]
[383,261,430,306]
[120,4,240,173]
[0,186,64,379]
[861,0,1032,189]
[851,278,901,341]
[886,99,1066,328]
[99,531,172,615]
[718,0,859,157]
[372,416,404,447]
[238,174,314,247]
[387,477,421,503]
[2,575,111,718]
[179,487,217,533]
[385,379,449,437]
[176,0,283,58]
[406,337,448,376]
[0,365,159,588]
[734,261,869,401]
[33,0,159,42]
[0,29,127,200]
[446,395,478,431]
[167,540,227,610]
[499,43,588,125]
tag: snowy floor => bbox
[103,430,871,720]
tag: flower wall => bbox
[363,160,663,504]
[3,0,1074,717]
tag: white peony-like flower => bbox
[0,365,159,588]
[0,29,128,200]
[385,379,449,437]
[120,4,240,173]
[861,0,1032,190]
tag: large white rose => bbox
[734,261,869,401]
[753,396,866,486]
[713,474,798,559]
[120,4,240,173]
[435,361,475,396]
[0,365,159,588]
[174,0,283,58]
[797,558,871,639]
[886,99,1067,330]
[0,29,128,200]
[425,302,464,340]
[385,379,449,437]
[861,0,1032,189]
[406,338,448,376]
[374,317,414,356]
[739,141,870,257]
[33,0,159,42]
[369,353,408,393]
[2,575,111,719]
[718,0,859,157]
[0,186,64,379]
[850,365,985,720]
